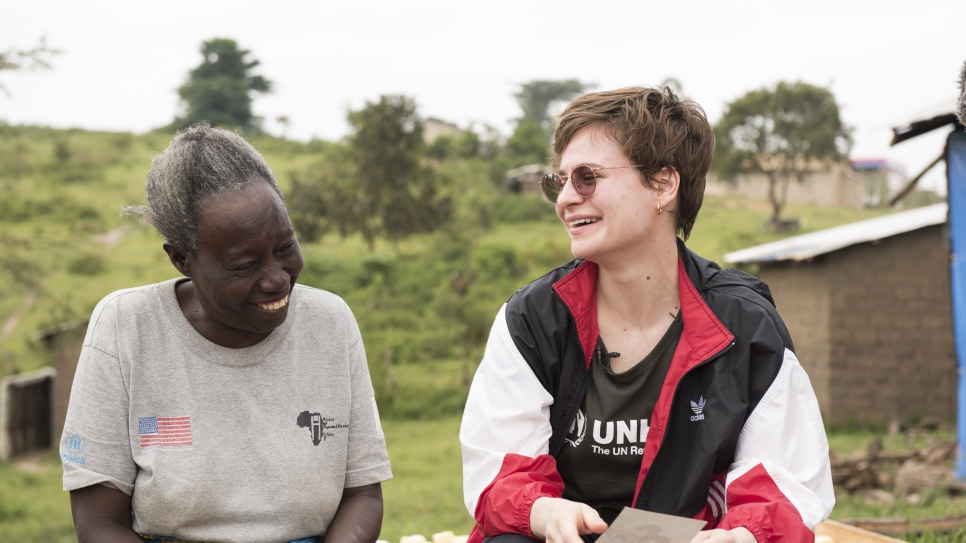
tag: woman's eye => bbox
[278,242,297,254]
[233,261,258,271]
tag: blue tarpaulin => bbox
[948,129,966,480]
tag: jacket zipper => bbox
[549,288,591,457]
[634,340,735,510]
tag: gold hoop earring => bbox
[657,202,662,215]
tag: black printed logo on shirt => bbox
[296,411,348,446]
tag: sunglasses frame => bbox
[538,164,645,203]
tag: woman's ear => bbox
[655,167,681,211]
[163,242,191,277]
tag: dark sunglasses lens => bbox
[541,173,563,202]
[572,165,596,197]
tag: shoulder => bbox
[84,281,173,347]
[502,260,585,379]
[706,268,779,315]
[91,281,165,314]
[682,246,792,348]
[290,283,360,336]
[292,283,352,314]
[506,259,582,315]
[502,259,586,348]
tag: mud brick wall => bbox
[757,224,956,426]
[827,225,956,424]
[757,258,832,411]
[50,328,85,447]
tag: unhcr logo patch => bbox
[690,396,706,422]
[564,409,586,447]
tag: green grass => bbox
[0,453,76,542]
[824,427,966,542]
[382,417,474,542]
[832,487,966,524]
[825,427,957,457]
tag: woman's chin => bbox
[569,239,602,262]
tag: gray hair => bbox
[124,123,282,252]
[959,59,966,128]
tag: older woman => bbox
[460,88,833,543]
[60,124,392,543]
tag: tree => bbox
[505,119,550,165]
[288,95,452,251]
[713,81,852,228]
[507,79,592,164]
[514,79,592,130]
[0,37,60,96]
[175,38,271,131]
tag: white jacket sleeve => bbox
[459,304,555,516]
[717,348,835,539]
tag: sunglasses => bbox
[539,165,644,203]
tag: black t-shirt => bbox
[556,312,683,514]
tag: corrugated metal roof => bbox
[723,203,948,264]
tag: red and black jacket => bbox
[460,241,834,543]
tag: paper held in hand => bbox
[596,507,707,543]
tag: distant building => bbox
[504,164,547,196]
[850,158,907,207]
[724,204,955,426]
[423,118,462,143]
[706,162,866,208]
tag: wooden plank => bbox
[815,520,908,543]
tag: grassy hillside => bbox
[0,125,895,419]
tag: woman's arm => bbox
[460,306,560,540]
[714,348,834,542]
[324,483,384,543]
[69,484,144,543]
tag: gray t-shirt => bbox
[60,278,392,543]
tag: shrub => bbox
[67,254,105,276]
[492,193,557,224]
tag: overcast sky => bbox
[2,0,964,192]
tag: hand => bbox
[690,527,757,543]
[529,497,608,543]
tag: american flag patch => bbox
[138,416,192,447]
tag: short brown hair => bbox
[551,86,714,240]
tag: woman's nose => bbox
[259,258,290,293]
[555,176,585,207]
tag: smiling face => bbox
[167,181,304,348]
[555,127,675,266]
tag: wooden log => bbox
[894,461,952,497]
